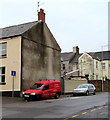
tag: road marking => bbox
[98,107,103,109]
[82,112,88,115]
[91,109,96,112]
[72,115,79,118]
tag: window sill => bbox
[0,56,7,59]
[0,82,6,85]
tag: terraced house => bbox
[0,9,61,97]
[61,46,110,81]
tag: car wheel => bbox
[93,91,96,95]
[86,91,89,96]
[55,93,60,99]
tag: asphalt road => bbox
[1,92,109,120]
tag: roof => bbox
[61,50,110,63]
[0,21,39,39]
[88,51,110,61]
[70,54,82,64]
[61,52,73,61]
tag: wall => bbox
[0,36,21,92]
[88,80,110,92]
[79,53,93,79]
[93,59,101,80]
[101,60,110,80]
[61,61,70,76]
[64,78,87,93]
[108,60,110,79]
[21,22,61,90]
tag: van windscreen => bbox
[30,83,43,90]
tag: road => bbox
[1,92,109,119]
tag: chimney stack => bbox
[38,9,45,22]
[73,46,79,55]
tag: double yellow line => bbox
[64,105,108,120]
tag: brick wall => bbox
[88,80,110,92]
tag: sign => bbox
[11,71,16,76]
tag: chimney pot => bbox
[38,8,45,22]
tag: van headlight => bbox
[22,92,25,95]
[30,93,36,95]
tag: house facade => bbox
[61,47,110,81]
[78,51,110,80]
[61,46,80,77]
[0,36,22,95]
[0,9,61,96]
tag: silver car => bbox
[73,84,96,96]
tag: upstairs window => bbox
[63,64,65,70]
[96,61,98,69]
[0,42,7,58]
[0,67,6,84]
[101,63,105,70]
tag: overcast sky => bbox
[0,0,109,53]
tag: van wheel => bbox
[37,94,41,100]
[55,93,60,99]
[24,98,30,102]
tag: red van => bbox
[22,80,62,100]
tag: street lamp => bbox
[101,45,110,91]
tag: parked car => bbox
[73,84,96,96]
[22,80,62,101]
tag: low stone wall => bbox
[64,79,87,93]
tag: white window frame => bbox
[0,67,6,84]
[0,42,7,58]
[101,63,105,70]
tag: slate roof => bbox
[61,52,73,61]
[61,50,110,63]
[0,21,38,39]
[70,54,82,64]
[88,51,110,61]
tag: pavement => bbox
[1,92,107,104]
[1,94,73,105]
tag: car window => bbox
[30,83,43,90]
[43,85,49,91]
[77,84,88,88]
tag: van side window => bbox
[43,85,49,91]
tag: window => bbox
[63,64,65,70]
[43,85,49,91]
[0,42,7,58]
[0,67,6,84]
[96,75,98,80]
[30,83,43,90]
[101,63,105,70]
[96,61,98,69]
[72,65,76,71]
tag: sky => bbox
[0,0,109,53]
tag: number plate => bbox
[24,95,29,97]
